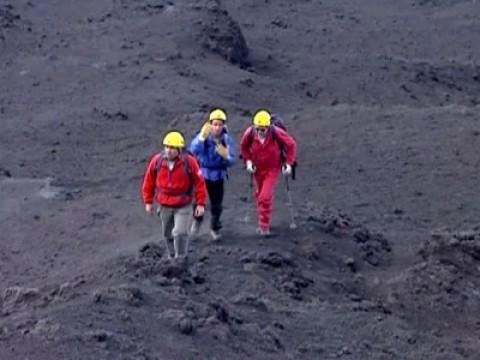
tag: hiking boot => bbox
[210,229,222,241]
[256,227,271,237]
[190,219,201,236]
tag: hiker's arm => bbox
[141,157,156,204]
[277,128,297,165]
[189,157,207,206]
[239,128,252,162]
[190,134,206,157]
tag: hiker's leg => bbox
[172,204,191,258]
[159,205,175,258]
[207,179,224,231]
[257,169,279,230]
[253,172,263,202]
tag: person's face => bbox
[255,126,268,138]
[210,119,225,137]
[164,146,180,160]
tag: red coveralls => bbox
[240,126,296,230]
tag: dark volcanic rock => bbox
[413,0,471,6]
[138,242,164,261]
[0,4,21,29]
[2,0,480,359]
[304,205,392,266]
[0,167,12,177]
[274,270,313,300]
[385,227,480,330]
[178,316,194,335]
[232,292,269,312]
[257,251,295,268]
[357,230,391,267]
[2,286,40,312]
[421,228,480,264]
[195,0,249,66]
[92,284,144,306]
[209,300,231,324]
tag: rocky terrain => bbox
[1,0,480,359]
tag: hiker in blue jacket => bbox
[189,108,235,240]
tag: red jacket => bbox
[141,152,206,207]
[240,126,296,171]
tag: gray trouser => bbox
[157,204,191,258]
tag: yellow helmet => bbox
[253,109,271,127]
[163,131,185,148]
[209,108,227,122]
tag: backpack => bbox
[270,114,288,132]
[245,114,297,179]
[151,150,194,196]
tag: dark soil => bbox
[1,0,480,359]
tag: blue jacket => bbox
[189,131,235,181]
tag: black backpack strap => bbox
[269,125,278,142]
[269,126,288,163]
[182,151,194,195]
[182,151,192,176]
[239,127,255,161]
[271,126,297,179]
[151,152,165,177]
[247,126,255,148]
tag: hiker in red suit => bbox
[240,109,297,236]
[142,130,206,261]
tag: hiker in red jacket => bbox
[240,109,297,236]
[142,130,206,261]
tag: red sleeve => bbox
[189,155,207,206]
[275,127,297,165]
[240,127,253,162]
[141,154,159,204]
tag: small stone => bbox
[88,330,110,342]
[243,263,257,272]
[349,293,362,302]
[178,317,193,335]
[345,257,356,272]
[119,310,131,322]
[1,168,11,177]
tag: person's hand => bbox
[246,160,256,173]
[194,205,205,217]
[145,203,153,215]
[199,122,211,140]
[215,144,228,159]
[282,163,292,176]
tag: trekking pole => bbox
[285,176,297,229]
[244,174,253,223]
